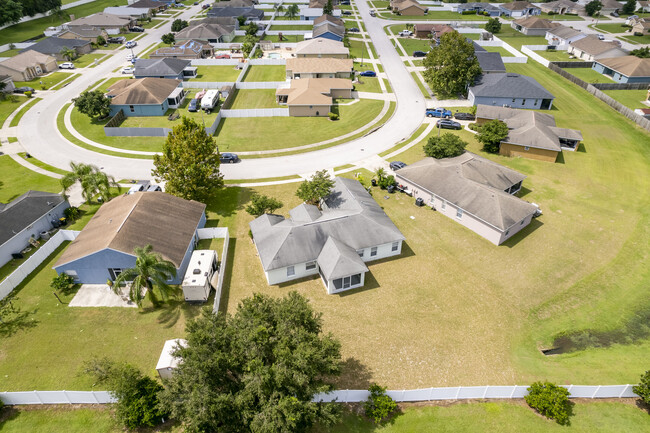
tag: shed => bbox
[155,339,187,380]
[181,250,218,302]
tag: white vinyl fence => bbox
[181,81,236,89]
[0,230,79,301]
[1,385,639,406]
[249,58,286,66]
[196,227,230,313]
[236,81,286,89]
[190,59,242,66]
[221,108,289,117]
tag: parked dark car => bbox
[188,99,199,112]
[193,1,199,4]
[413,50,427,57]
[14,86,35,94]
[220,152,239,163]
[610,11,619,17]
[359,70,376,77]
[202,3,210,8]
[107,36,126,44]
[340,0,350,4]
[454,112,475,121]
[437,119,462,130]
[342,10,352,15]
[130,26,145,32]
[389,161,407,171]
[348,27,359,32]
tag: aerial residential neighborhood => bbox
[0,0,649,430]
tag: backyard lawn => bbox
[14,72,74,89]
[242,65,286,82]
[0,155,61,203]
[484,45,514,57]
[193,65,242,82]
[566,67,613,83]
[264,34,304,42]
[215,99,384,152]
[268,25,313,30]
[536,49,582,62]
[228,89,281,109]
[602,89,649,110]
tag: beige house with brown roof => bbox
[149,39,214,59]
[276,78,353,116]
[391,0,427,15]
[593,56,650,83]
[0,50,57,81]
[294,38,349,58]
[66,13,134,32]
[540,0,578,14]
[632,19,650,34]
[285,58,353,79]
[511,16,561,36]
[568,35,627,62]
[58,27,109,44]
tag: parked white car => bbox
[399,30,412,37]
[121,66,135,74]
[59,62,75,69]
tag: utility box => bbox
[181,250,218,302]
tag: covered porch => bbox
[317,237,368,295]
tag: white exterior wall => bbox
[497,213,534,245]
[324,271,365,295]
[356,240,402,263]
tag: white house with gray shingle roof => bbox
[395,153,537,246]
[249,178,405,293]
[468,72,555,109]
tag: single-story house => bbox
[638,1,650,12]
[499,1,541,17]
[395,153,537,246]
[156,339,187,380]
[174,22,235,43]
[58,27,109,44]
[313,14,344,29]
[285,57,353,79]
[469,72,555,110]
[545,25,586,46]
[540,0,578,15]
[211,0,256,7]
[310,0,340,8]
[0,75,15,93]
[134,58,196,80]
[457,2,501,16]
[313,22,345,41]
[592,56,650,83]
[275,78,353,116]
[300,8,342,20]
[250,177,405,293]
[476,104,582,162]
[414,23,454,40]
[66,13,134,32]
[106,77,186,116]
[0,191,69,269]
[150,39,214,59]
[568,35,627,62]
[128,0,168,13]
[599,0,622,14]
[511,16,561,36]
[294,38,349,58]
[207,6,264,20]
[632,20,650,35]
[19,37,92,61]
[0,50,58,81]
[391,0,428,16]
[104,6,152,19]
[53,192,206,285]
[475,51,506,74]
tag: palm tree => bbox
[59,46,77,61]
[273,3,284,13]
[113,245,177,307]
[284,4,300,19]
[61,162,118,204]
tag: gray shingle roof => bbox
[546,25,583,40]
[19,37,90,56]
[134,58,191,76]
[207,6,263,19]
[317,236,368,280]
[313,23,345,38]
[0,191,66,246]
[395,153,536,231]
[475,52,506,73]
[470,73,554,100]
[250,178,404,272]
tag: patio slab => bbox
[69,284,137,308]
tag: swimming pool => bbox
[268,53,282,59]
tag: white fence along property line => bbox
[0,230,79,301]
[196,227,230,313]
[521,46,550,67]
[2,385,639,406]
[181,81,235,89]
[190,59,242,66]
[221,108,289,117]
[249,58,286,66]
[235,81,286,89]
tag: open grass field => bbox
[8,98,41,127]
[566,67,613,84]
[0,0,128,45]
[2,400,649,432]
[242,65,286,82]
[396,37,430,55]
[228,89,281,109]
[215,99,383,152]
[602,89,649,110]
[193,65,242,82]
[14,71,73,89]
[0,97,28,127]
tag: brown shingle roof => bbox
[286,57,353,74]
[597,56,650,77]
[501,0,537,10]
[0,50,55,72]
[570,35,626,56]
[277,78,352,105]
[107,77,181,105]
[513,16,561,30]
[295,38,349,56]
[314,14,344,27]
[55,192,205,268]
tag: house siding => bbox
[110,101,170,117]
[500,7,540,17]
[470,92,553,110]
[499,142,559,162]
[592,62,650,83]
[511,23,551,36]
[297,53,349,58]
[289,104,331,116]
[287,71,352,79]
[0,201,69,268]
[0,58,58,81]
[330,88,352,98]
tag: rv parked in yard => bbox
[201,89,220,112]
[181,250,218,302]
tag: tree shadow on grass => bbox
[635,399,650,415]
[338,357,374,390]
[203,187,251,228]
[0,302,39,338]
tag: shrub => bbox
[364,383,397,424]
[633,370,650,405]
[24,91,32,98]
[50,273,74,292]
[485,17,501,34]
[461,10,475,15]
[423,133,467,159]
[245,194,283,216]
[328,112,339,120]
[96,35,106,46]
[476,119,508,153]
[634,32,643,36]
[64,206,80,221]
[525,381,571,425]
[378,174,396,189]
[40,84,47,90]
[467,122,480,131]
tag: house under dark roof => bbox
[207,6,264,20]
[19,37,90,56]
[470,73,554,100]
[0,191,65,246]
[475,52,506,73]
[134,57,191,77]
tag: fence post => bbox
[92,391,100,403]
[454,386,461,400]
[619,385,629,398]
[510,386,516,398]
[34,390,43,404]
[428,387,434,401]
[482,386,488,399]
[63,390,71,404]
[592,385,600,398]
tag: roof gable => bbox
[470,73,554,99]
[0,191,66,245]
[107,77,181,105]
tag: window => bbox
[129,105,135,112]
[391,241,399,252]
[287,266,295,277]
[333,274,362,291]
[456,208,463,219]
[521,219,525,226]
[357,249,364,257]
[505,230,510,236]
[351,273,361,286]
[370,246,378,257]
[306,261,316,270]
[522,99,526,105]
[524,146,530,151]
[441,200,446,210]
[512,98,515,103]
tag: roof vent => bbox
[506,73,519,78]
[193,269,201,274]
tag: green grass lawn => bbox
[50,73,81,90]
[602,89,649,110]
[344,19,360,30]
[215,99,383,152]
[536,49,582,62]
[411,71,429,98]
[0,0,128,45]
[396,37,430,55]
[17,152,70,176]
[0,48,22,57]
[140,18,164,29]
[14,71,73,89]
[0,155,61,203]
[9,97,40,127]
[620,34,650,44]
[96,77,132,93]
[354,76,382,93]
[70,107,165,153]
[228,89,281,109]
[193,65,242,82]
[349,39,370,59]
[242,65,286,82]
[371,0,389,7]
[264,34,304,42]
[269,25,313,30]
[484,45,514,57]
[140,41,165,59]
[566,67,613,84]
[0,97,28,126]
[499,35,549,50]
[73,54,107,68]
[593,23,629,33]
